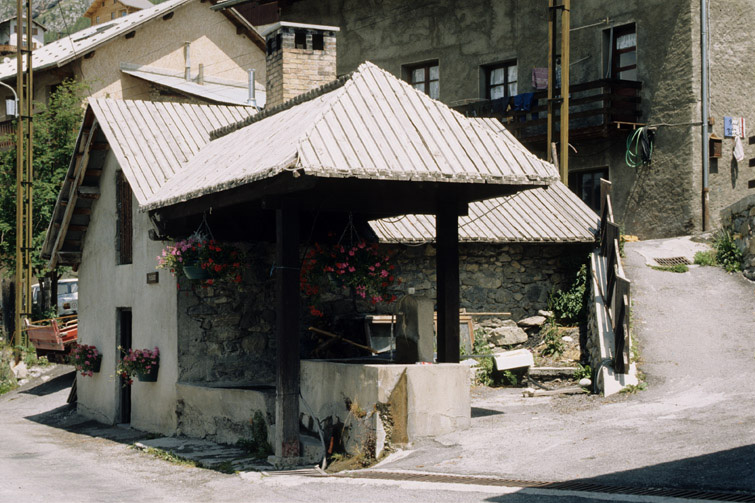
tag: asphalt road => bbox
[1,237,754,502]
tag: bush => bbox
[549,264,587,324]
[713,229,743,273]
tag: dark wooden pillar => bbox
[436,204,460,363]
[275,205,300,459]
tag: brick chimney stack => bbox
[262,22,339,109]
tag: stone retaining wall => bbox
[720,194,755,280]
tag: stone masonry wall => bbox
[177,243,277,387]
[389,242,591,321]
[176,240,591,386]
[720,194,755,280]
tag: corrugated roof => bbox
[369,118,600,243]
[143,62,559,210]
[370,182,599,243]
[41,99,256,267]
[121,63,267,107]
[89,98,256,203]
[0,0,193,79]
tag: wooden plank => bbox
[599,178,612,220]
[77,186,100,199]
[436,204,460,363]
[275,205,300,459]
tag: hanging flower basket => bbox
[156,232,244,285]
[182,262,211,280]
[136,366,159,382]
[116,347,159,386]
[68,344,102,377]
[300,240,399,317]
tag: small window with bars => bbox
[116,171,133,265]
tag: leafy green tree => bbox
[0,79,88,304]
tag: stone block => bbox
[517,315,546,327]
[488,320,528,346]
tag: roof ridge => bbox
[209,70,354,140]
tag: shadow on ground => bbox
[21,372,75,397]
[484,445,755,501]
[23,374,148,446]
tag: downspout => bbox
[184,41,191,81]
[701,0,710,231]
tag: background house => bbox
[0,16,47,56]
[0,0,267,126]
[84,0,154,26]
[270,0,755,239]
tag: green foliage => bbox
[620,382,647,394]
[713,229,743,273]
[540,324,565,357]
[574,363,592,381]
[470,331,496,386]
[0,79,88,278]
[693,250,717,267]
[549,264,587,325]
[651,264,688,273]
[238,411,272,459]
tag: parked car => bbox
[57,279,78,316]
[31,278,78,317]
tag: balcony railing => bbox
[454,78,643,146]
[0,120,15,150]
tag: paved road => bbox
[375,237,755,496]
[2,236,754,502]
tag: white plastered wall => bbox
[77,148,178,433]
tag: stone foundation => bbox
[720,194,755,280]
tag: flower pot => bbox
[183,263,210,280]
[90,355,102,373]
[136,366,159,382]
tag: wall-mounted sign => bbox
[724,116,746,138]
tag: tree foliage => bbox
[0,79,88,277]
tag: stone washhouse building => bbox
[42,23,597,461]
[269,0,755,239]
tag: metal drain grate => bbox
[654,256,691,267]
[337,470,755,502]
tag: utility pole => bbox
[14,0,33,346]
[547,0,570,184]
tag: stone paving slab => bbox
[135,436,271,471]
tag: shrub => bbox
[574,363,592,381]
[540,324,565,357]
[713,229,743,273]
[549,264,587,324]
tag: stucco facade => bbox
[77,148,179,434]
[280,0,754,238]
[0,0,265,119]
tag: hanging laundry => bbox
[513,92,535,112]
[733,136,745,162]
[532,68,548,89]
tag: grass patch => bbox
[138,446,201,469]
[620,382,647,394]
[651,264,688,273]
[693,250,717,266]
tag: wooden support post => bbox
[436,205,460,363]
[275,205,300,460]
[559,0,570,184]
[547,0,557,162]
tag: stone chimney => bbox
[262,22,339,109]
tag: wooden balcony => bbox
[453,79,643,148]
